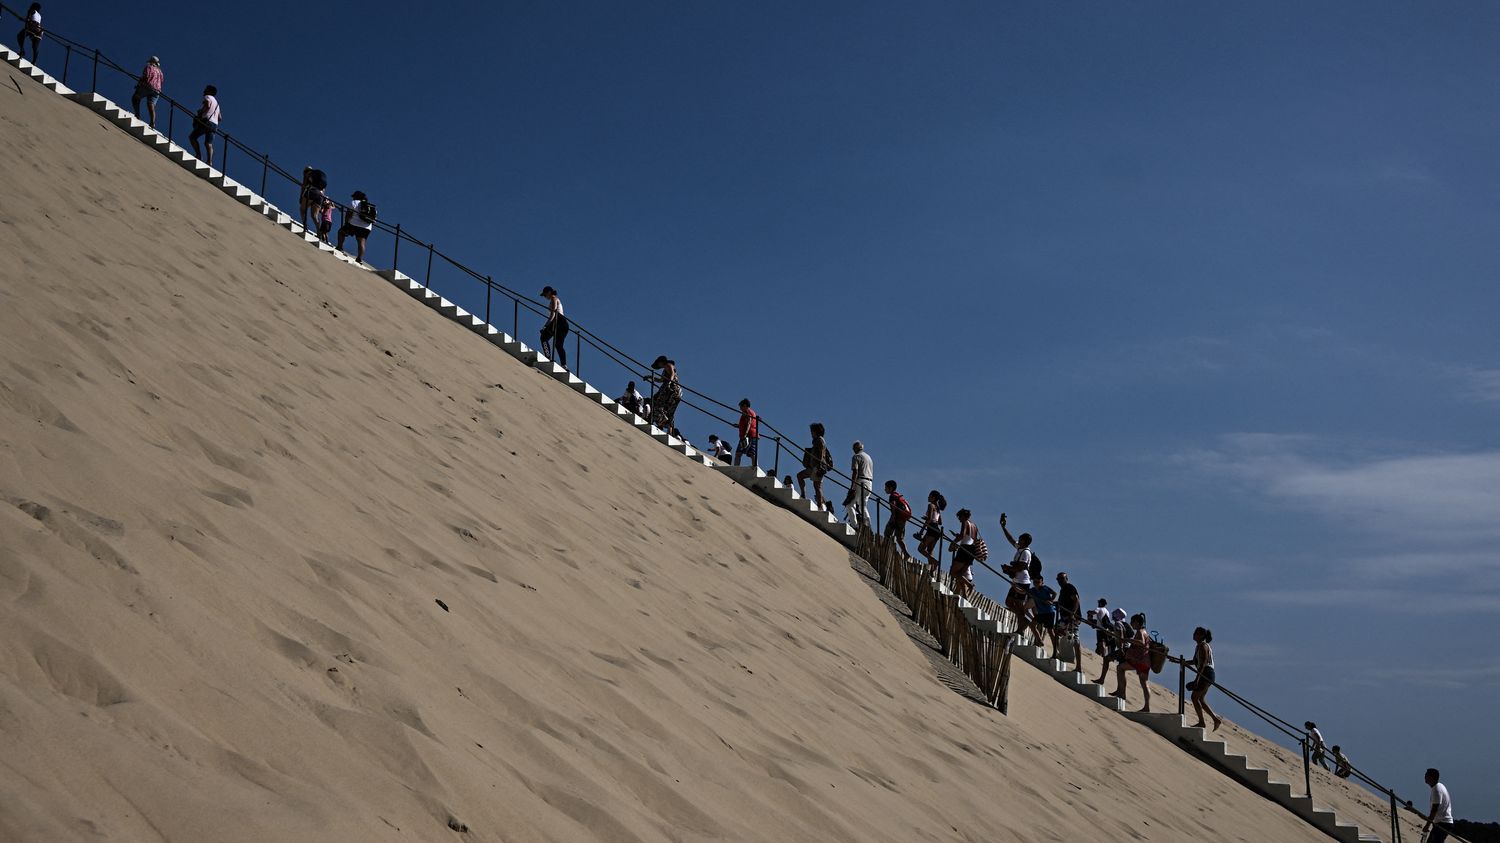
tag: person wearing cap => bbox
[131,56,164,128]
[337,191,374,263]
[538,286,569,367]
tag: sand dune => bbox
[0,62,1377,842]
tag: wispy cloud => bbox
[1362,663,1500,691]
[1450,366,1500,404]
[1172,434,1500,611]
[1069,325,1339,385]
[1173,434,1500,543]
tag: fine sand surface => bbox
[0,65,1365,842]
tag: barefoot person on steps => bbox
[1188,626,1222,731]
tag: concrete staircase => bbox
[0,53,1381,843]
[1011,643,1381,842]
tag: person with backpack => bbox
[188,85,222,167]
[539,286,569,367]
[947,508,985,598]
[337,190,377,263]
[299,167,329,229]
[131,56,164,128]
[705,434,733,463]
[795,422,833,510]
[733,399,759,468]
[1054,572,1083,668]
[15,3,41,63]
[915,490,946,574]
[882,480,913,559]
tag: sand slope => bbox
[0,65,1338,842]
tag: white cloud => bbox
[1176,435,1500,543]
[1173,435,1500,610]
[1453,367,1500,403]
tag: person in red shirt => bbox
[734,399,759,468]
[883,480,913,559]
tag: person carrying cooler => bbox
[882,480,912,559]
[539,286,569,367]
[189,85,223,166]
[734,399,759,468]
[915,490,946,575]
[795,422,833,509]
[131,56,164,128]
[337,190,377,263]
[15,3,41,63]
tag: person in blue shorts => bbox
[1029,579,1058,657]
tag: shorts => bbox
[318,220,332,236]
[883,517,908,540]
[134,87,160,105]
[951,547,975,582]
[1034,611,1056,629]
[189,122,217,141]
[1192,665,1216,690]
[1429,823,1453,843]
[339,224,370,241]
[735,437,758,462]
[1128,658,1151,675]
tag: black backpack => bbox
[1028,551,1042,581]
[307,169,327,190]
[357,201,378,223]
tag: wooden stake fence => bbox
[855,528,1017,713]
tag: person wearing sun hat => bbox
[538,286,569,367]
[132,56,164,127]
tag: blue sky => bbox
[38,0,1500,819]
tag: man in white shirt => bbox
[189,85,222,166]
[1422,768,1454,842]
[338,190,375,263]
[846,441,873,529]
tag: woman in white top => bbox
[16,3,42,62]
[539,286,569,368]
[1188,626,1222,731]
[947,508,978,598]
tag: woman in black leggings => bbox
[539,286,570,368]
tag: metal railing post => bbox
[62,44,71,84]
[167,103,174,142]
[260,154,269,196]
[513,299,519,338]
[771,436,779,477]
[90,48,98,93]
[424,243,434,288]
[485,276,492,325]
[221,137,230,175]
[574,331,581,375]
[1178,657,1186,716]
[1301,739,1312,798]
[392,224,401,271]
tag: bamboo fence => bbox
[854,528,1018,713]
